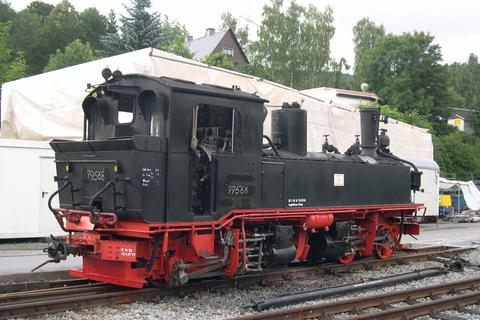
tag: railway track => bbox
[0,245,474,319]
[234,276,480,320]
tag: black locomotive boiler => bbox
[43,70,422,288]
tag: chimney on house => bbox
[205,28,215,36]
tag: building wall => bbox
[0,139,64,239]
[448,117,465,131]
[213,32,248,65]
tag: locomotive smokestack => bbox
[359,108,380,158]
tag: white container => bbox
[0,139,64,239]
[401,155,440,217]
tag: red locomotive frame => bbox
[52,204,422,288]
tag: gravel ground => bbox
[18,247,480,320]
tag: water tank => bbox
[271,102,307,156]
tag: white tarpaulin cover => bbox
[439,177,480,210]
[0,48,433,159]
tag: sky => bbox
[10,0,480,67]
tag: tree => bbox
[45,0,80,48]
[162,32,192,59]
[105,9,118,34]
[0,0,14,23]
[356,32,450,118]
[9,9,47,74]
[99,2,190,58]
[79,8,106,51]
[219,12,249,49]
[157,18,192,58]
[120,0,163,51]
[202,51,236,70]
[352,18,384,84]
[0,22,27,85]
[324,57,350,88]
[433,132,480,179]
[446,53,480,109]
[98,10,123,57]
[26,1,53,20]
[252,0,334,89]
[252,0,335,88]
[468,111,480,138]
[43,39,94,72]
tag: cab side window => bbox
[192,104,241,155]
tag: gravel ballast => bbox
[18,246,480,320]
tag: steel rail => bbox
[233,277,480,320]
[0,245,474,319]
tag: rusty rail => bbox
[0,245,474,319]
[234,277,480,320]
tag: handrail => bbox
[88,181,117,225]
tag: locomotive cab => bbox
[51,74,266,224]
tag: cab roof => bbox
[103,73,268,104]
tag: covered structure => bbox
[0,48,439,239]
[439,177,480,211]
[0,48,433,159]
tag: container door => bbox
[39,156,64,235]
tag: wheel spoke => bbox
[375,226,397,259]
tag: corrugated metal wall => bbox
[0,139,64,239]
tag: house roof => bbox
[187,29,248,63]
[449,114,465,121]
[301,87,380,103]
[188,30,229,61]
[451,107,475,120]
[327,87,380,101]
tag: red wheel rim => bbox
[375,226,396,259]
[338,253,354,264]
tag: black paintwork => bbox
[51,74,413,223]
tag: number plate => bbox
[225,184,253,197]
[84,168,109,183]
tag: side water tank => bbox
[271,102,307,156]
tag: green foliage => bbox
[0,0,14,22]
[78,8,106,51]
[468,111,480,138]
[9,9,47,74]
[252,0,335,89]
[43,39,94,72]
[105,10,118,34]
[202,51,237,70]
[99,0,190,58]
[98,10,122,57]
[26,1,53,19]
[433,132,480,180]
[120,0,162,51]
[9,1,104,74]
[45,0,81,50]
[219,12,249,51]
[357,32,450,118]
[322,57,351,88]
[357,102,433,130]
[352,17,384,86]
[162,32,192,59]
[0,22,26,84]
[446,53,480,109]
[157,19,192,58]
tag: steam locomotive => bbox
[40,70,422,288]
